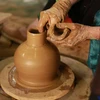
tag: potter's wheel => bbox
[0,58,75,100]
[0,56,93,100]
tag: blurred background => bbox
[0,0,47,18]
[0,0,48,60]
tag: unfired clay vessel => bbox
[14,29,60,89]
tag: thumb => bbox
[56,23,76,30]
[38,12,49,33]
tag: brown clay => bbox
[14,29,60,89]
[1,61,75,100]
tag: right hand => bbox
[38,0,71,35]
[38,8,63,35]
[47,23,92,47]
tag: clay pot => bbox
[14,29,60,89]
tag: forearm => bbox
[51,0,80,21]
[51,0,71,22]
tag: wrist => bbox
[53,0,72,21]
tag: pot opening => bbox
[29,29,39,34]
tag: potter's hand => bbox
[38,0,72,35]
[47,23,98,46]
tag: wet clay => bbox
[14,29,60,89]
[1,60,75,100]
[0,56,92,100]
[8,62,74,94]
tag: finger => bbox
[47,36,54,42]
[38,11,49,32]
[56,23,76,30]
[47,23,56,38]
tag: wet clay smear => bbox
[8,64,73,94]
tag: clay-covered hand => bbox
[38,0,71,35]
[47,23,100,46]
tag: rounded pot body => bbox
[14,29,60,88]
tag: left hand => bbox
[47,23,92,46]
